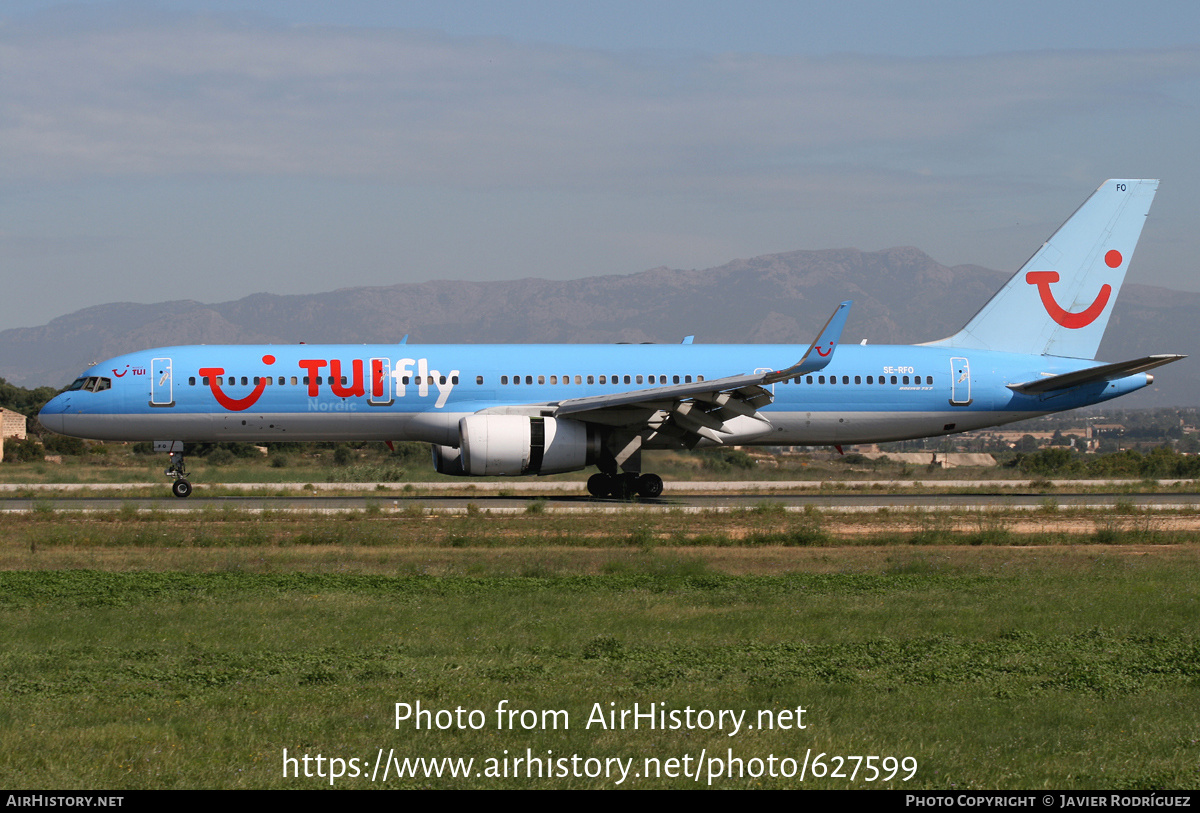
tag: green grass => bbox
[2,556,1200,789]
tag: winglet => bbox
[763,300,852,383]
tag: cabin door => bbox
[150,358,175,407]
[949,357,972,406]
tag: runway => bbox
[2,480,1198,513]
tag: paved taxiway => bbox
[2,480,1197,513]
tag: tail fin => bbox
[930,179,1158,359]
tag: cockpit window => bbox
[66,376,112,393]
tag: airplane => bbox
[37,179,1184,499]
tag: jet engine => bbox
[430,444,466,476]
[447,415,597,476]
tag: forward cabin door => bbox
[150,358,175,407]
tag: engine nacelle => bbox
[458,415,597,476]
[430,444,467,476]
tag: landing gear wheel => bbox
[171,479,192,499]
[636,473,663,498]
[587,473,612,498]
[615,473,640,500]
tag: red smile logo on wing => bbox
[815,342,834,357]
[199,355,275,411]
[1025,250,1120,329]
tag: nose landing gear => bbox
[158,442,192,498]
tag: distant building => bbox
[2,409,27,441]
[0,408,29,463]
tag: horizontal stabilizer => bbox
[1008,354,1186,395]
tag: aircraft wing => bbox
[1007,354,1186,395]
[543,301,852,444]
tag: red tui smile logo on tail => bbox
[200,355,275,411]
[1024,248,1121,329]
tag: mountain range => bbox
[2,246,1195,406]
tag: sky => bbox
[3,1,1200,330]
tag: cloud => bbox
[2,12,1198,193]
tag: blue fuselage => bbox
[38,342,1149,447]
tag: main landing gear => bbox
[587,471,664,499]
[586,432,663,499]
[164,448,192,498]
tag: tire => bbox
[616,473,639,500]
[586,473,612,498]
[636,473,664,498]
[172,479,193,499]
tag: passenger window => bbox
[891,376,897,384]
[697,375,704,382]
[685,375,692,383]
[854,376,861,384]
[636,375,643,384]
[926,375,933,385]
[501,375,508,385]
[673,375,680,384]
[624,375,631,384]
[587,375,594,384]
[599,375,606,384]
[525,375,533,385]
[189,377,196,386]
[842,376,849,384]
[538,375,545,385]
[550,375,557,384]
[202,377,209,386]
[903,376,909,385]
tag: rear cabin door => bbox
[949,357,972,406]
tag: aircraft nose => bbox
[37,396,68,434]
